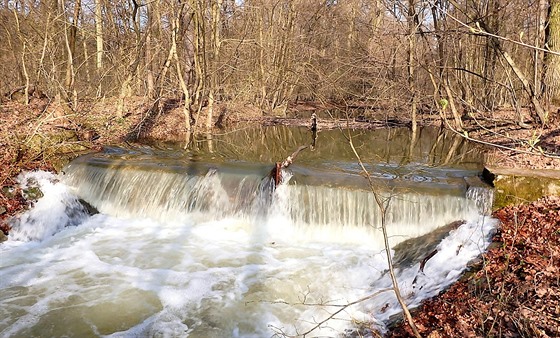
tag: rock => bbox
[0,206,6,215]
[493,175,560,209]
[0,221,9,237]
[481,167,496,187]
[0,231,7,243]
[23,186,43,200]
[78,199,99,215]
[1,186,17,198]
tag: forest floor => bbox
[1,96,559,336]
[390,195,560,337]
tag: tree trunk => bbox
[258,4,267,111]
[444,79,463,130]
[116,1,149,117]
[81,28,90,83]
[94,0,103,71]
[145,2,155,99]
[500,47,547,124]
[171,5,192,137]
[482,0,499,110]
[407,0,418,135]
[544,0,560,108]
[64,0,81,106]
[470,17,548,124]
[535,0,548,96]
[12,9,28,104]
[190,0,206,125]
[207,0,222,130]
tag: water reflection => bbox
[174,126,483,169]
[128,126,488,196]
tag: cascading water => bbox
[0,127,498,337]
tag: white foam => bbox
[7,171,90,242]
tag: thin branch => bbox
[252,288,392,309]
[331,106,421,338]
[438,0,560,57]
[449,126,560,159]
[346,130,421,338]
[298,288,393,337]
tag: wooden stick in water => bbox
[269,145,308,186]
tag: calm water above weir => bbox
[1,126,497,337]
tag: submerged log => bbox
[267,120,314,187]
[392,220,465,270]
[270,162,282,187]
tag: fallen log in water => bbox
[269,145,308,187]
[268,115,316,187]
[419,249,438,273]
[392,220,465,270]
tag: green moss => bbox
[493,175,560,209]
[23,186,43,200]
[16,130,96,172]
[2,186,17,198]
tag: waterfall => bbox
[466,186,494,216]
[62,159,275,222]
[7,171,91,241]
[61,151,490,248]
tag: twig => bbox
[450,126,560,159]
[298,288,393,337]
[434,0,560,57]
[281,145,308,168]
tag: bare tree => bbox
[1,0,558,133]
[408,0,418,135]
[94,0,104,95]
[544,0,560,108]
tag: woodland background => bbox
[2,0,560,135]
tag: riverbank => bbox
[390,195,560,337]
[1,97,559,336]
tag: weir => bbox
[62,141,491,247]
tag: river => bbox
[1,126,497,337]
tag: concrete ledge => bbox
[485,166,560,180]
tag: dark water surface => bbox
[112,126,488,195]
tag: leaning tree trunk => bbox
[472,18,548,125]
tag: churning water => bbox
[1,127,497,337]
